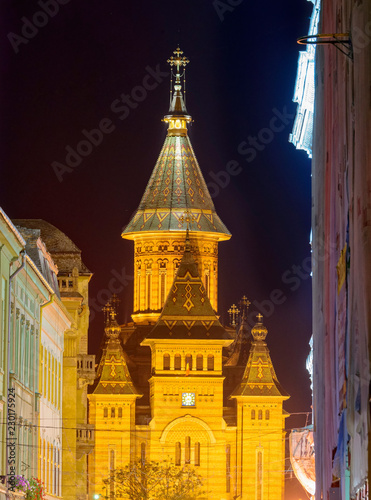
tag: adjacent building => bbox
[290,0,371,497]
[13,220,95,500]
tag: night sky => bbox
[1,1,313,496]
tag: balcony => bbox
[77,354,96,388]
[76,424,95,458]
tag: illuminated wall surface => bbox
[89,49,290,500]
[289,0,320,158]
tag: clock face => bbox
[182,392,196,407]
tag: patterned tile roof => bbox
[122,135,230,238]
[93,319,141,396]
[231,321,289,398]
[144,239,232,341]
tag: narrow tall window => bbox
[226,444,231,493]
[185,436,191,464]
[111,407,115,418]
[258,410,262,420]
[196,354,203,371]
[141,442,146,463]
[103,407,108,418]
[137,269,141,311]
[195,442,200,466]
[185,354,192,371]
[118,407,122,418]
[110,450,115,499]
[174,354,181,370]
[265,409,270,420]
[160,272,166,307]
[207,354,214,371]
[205,271,210,297]
[146,273,152,310]
[257,450,263,500]
[251,409,256,420]
[175,442,181,466]
[163,354,170,370]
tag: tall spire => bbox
[122,47,230,238]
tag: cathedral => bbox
[88,48,289,500]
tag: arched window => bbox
[174,354,181,370]
[207,354,214,371]
[195,442,200,466]
[185,436,191,464]
[258,410,262,420]
[175,442,181,466]
[111,407,115,418]
[163,353,170,370]
[185,354,192,371]
[265,410,270,420]
[196,354,203,371]
[251,409,256,420]
[103,407,108,418]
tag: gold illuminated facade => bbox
[89,49,289,500]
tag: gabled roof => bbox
[144,238,231,342]
[93,315,141,396]
[231,319,289,398]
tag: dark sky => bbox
[1,1,313,496]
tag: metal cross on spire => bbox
[167,47,189,73]
[228,304,240,327]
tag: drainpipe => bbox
[6,250,25,498]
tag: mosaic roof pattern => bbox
[122,135,230,237]
[145,242,231,341]
[231,333,289,398]
[94,334,140,396]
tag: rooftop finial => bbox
[251,314,268,341]
[164,47,192,135]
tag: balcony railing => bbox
[76,424,95,458]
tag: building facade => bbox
[13,220,95,500]
[290,1,371,498]
[88,49,289,500]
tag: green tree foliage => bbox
[102,459,205,500]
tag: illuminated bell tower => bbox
[122,48,231,324]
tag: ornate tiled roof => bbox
[122,48,230,240]
[231,317,289,398]
[122,136,230,237]
[145,237,231,341]
[94,311,141,396]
